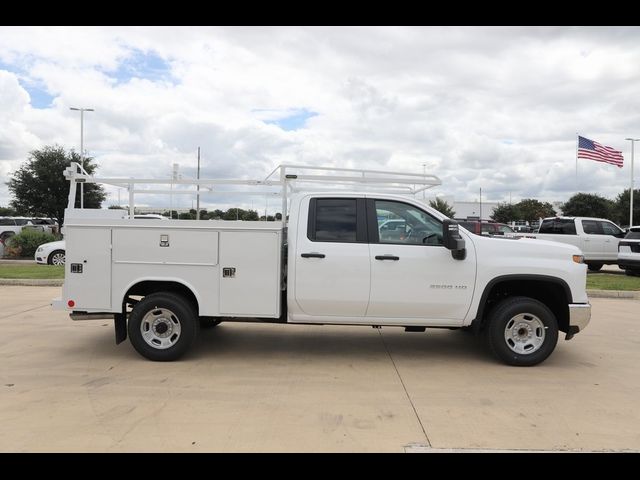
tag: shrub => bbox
[6,229,57,257]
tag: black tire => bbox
[199,317,223,328]
[127,292,199,361]
[625,269,640,277]
[485,296,559,366]
[587,263,603,271]
[47,249,66,266]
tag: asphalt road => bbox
[1,286,638,452]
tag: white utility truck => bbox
[53,164,591,366]
[518,216,626,271]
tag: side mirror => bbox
[442,219,466,260]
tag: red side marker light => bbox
[68,300,75,308]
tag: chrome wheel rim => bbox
[504,313,546,355]
[51,253,65,266]
[140,308,182,350]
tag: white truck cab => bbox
[53,164,591,366]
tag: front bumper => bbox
[567,303,591,339]
[617,258,640,270]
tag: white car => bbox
[618,226,640,276]
[35,240,66,266]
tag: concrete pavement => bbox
[1,286,638,452]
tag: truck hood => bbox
[470,234,582,259]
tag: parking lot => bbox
[1,286,639,452]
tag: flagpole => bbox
[626,138,639,227]
[575,133,579,193]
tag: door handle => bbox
[375,255,400,261]
[301,253,325,258]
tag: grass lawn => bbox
[587,273,640,291]
[0,264,64,279]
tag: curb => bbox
[587,289,640,300]
[0,279,63,286]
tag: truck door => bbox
[65,228,112,310]
[294,197,370,317]
[366,199,476,321]
[580,219,607,259]
[599,220,625,260]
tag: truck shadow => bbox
[193,323,493,364]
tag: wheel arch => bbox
[472,275,572,334]
[120,278,201,315]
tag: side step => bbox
[405,326,426,332]
[70,312,114,321]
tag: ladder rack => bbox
[64,163,442,219]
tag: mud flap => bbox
[114,313,127,344]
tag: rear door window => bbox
[582,220,603,235]
[540,219,576,234]
[307,198,366,243]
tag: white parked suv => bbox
[618,226,640,276]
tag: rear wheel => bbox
[587,263,603,271]
[128,292,199,361]
[625,269,640,277]
[48,250,65,266]
[485,296,558,366]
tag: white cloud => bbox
[1,26,640,214]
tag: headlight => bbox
[572,254,584,264]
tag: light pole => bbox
[625,138,639,227]
[422,163,427,200]
[69,107,94,208]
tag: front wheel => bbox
[128,292,199,361]
[48,250,65,266]
[485,296,558,366]
[587,263,603,271]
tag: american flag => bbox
[578,136,624,168]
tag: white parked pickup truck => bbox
[53,164,591,366]
[520,217,626,271]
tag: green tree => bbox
[491,202,521,224]
[211,209,224,220]
[243,209,259,221]
[561,193,614,220]
[223,208,243,220]
[613,188,640,227]
[517,198,556,224]
[7,145,106,225]
[0,206,17,216]
[428,198,455,218]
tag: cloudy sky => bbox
[1,26,639,213]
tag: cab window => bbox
[307,198,366,243]
[373,200,443,245]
